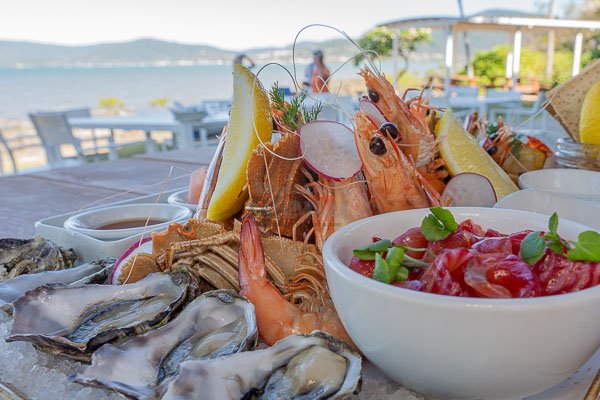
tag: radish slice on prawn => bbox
[442,173,498,207]
[359,98,387,127]
[110,237,153,284]
[298,121,362,181]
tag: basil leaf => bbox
[396,266,410,281]
[520,231,546,265]
[547,240,565,255]
[548,212,559,234]
[430,207,459,232]
[421,215,452,241]
[567,231,600,262]
[373,253,393,283]
[386,246,405,268]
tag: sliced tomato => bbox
[349,257,375,278]
[509,230,533,255]
[392,227,428,259]
[534,251,600,295]
[472,237,513,254]
[428,229,479,255]
[458,219,485,236]
[484,229,506,238]
[420,250,470,296]
[465,254,540,298]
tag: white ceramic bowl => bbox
[494,189,600,230]
[64,203,191,240]
[518,169,600,202]
[167,189,198,212]
[323,208,600,400]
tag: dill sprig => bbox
[269,83,321,130]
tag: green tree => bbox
[354,27,432,81]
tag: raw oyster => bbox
[6,273,188,362]
[0,236,77,282]
[72,290,257,398]
[154,331,362,400]
[0,258,114,313]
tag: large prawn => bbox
[360,67,448,192]
[354,112,441,213]
[238,215,353,347]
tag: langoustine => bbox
[238,214,354,347]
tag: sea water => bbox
[0,60,442,120]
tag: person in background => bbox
[233,54,255,69]
[303,50,330,93]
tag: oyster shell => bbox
[6,273,188,362]
[0,236,77,282]
[72,290,257,398]
[0,258,114,314]
[154,331,362,400]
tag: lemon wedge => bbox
[579,80,600,145]
[206,65,272,221]
[435,111,518,199]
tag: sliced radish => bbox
[442,173,498,207]
[110,237,153,284]
[298,121,362,181]
[359,98,387,127]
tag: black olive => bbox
[379,122,399,140]
[487,145,498,155]
[489,133,498,141]
[368,89,380,103]
[369,136,386,155]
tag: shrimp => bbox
[239,215,353,347]
[354,112,441,213]
[294,171,372,251]
[360,67,433,162]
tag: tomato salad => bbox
[349,208,600,298]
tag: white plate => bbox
[518,169,600,202]
[63,203,191,240]
[167,189,198,212]
[494,189,600,230]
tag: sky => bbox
[0,0,581,50]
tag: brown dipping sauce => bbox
[96,219,167,230]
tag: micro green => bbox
[420,207,458,241]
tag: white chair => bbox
[29,110,119,168]
[490,92,548,129]
[448,86,478,98]
[0,128,43,175]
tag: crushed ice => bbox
[1,311,424,400]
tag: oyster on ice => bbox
[73,290,258,399]
[0,258,114,313]
[154,331,362,400]
[7,273,188,362]
[0,236,77,282]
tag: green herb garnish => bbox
[567,231,600,262]
[420,207,458,241]
[352,239,391,260]
[374,253,396,284]
[396,266,410,282]
[519,212,600,264]
[269,83,321,130]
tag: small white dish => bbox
[494,189,600,230]
[64,203,191,240]
[518,169,600,202]
[167,189,198,212]
[323,208,600,400]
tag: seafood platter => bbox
[1,60,600,400]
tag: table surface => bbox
[0,148,214,238]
